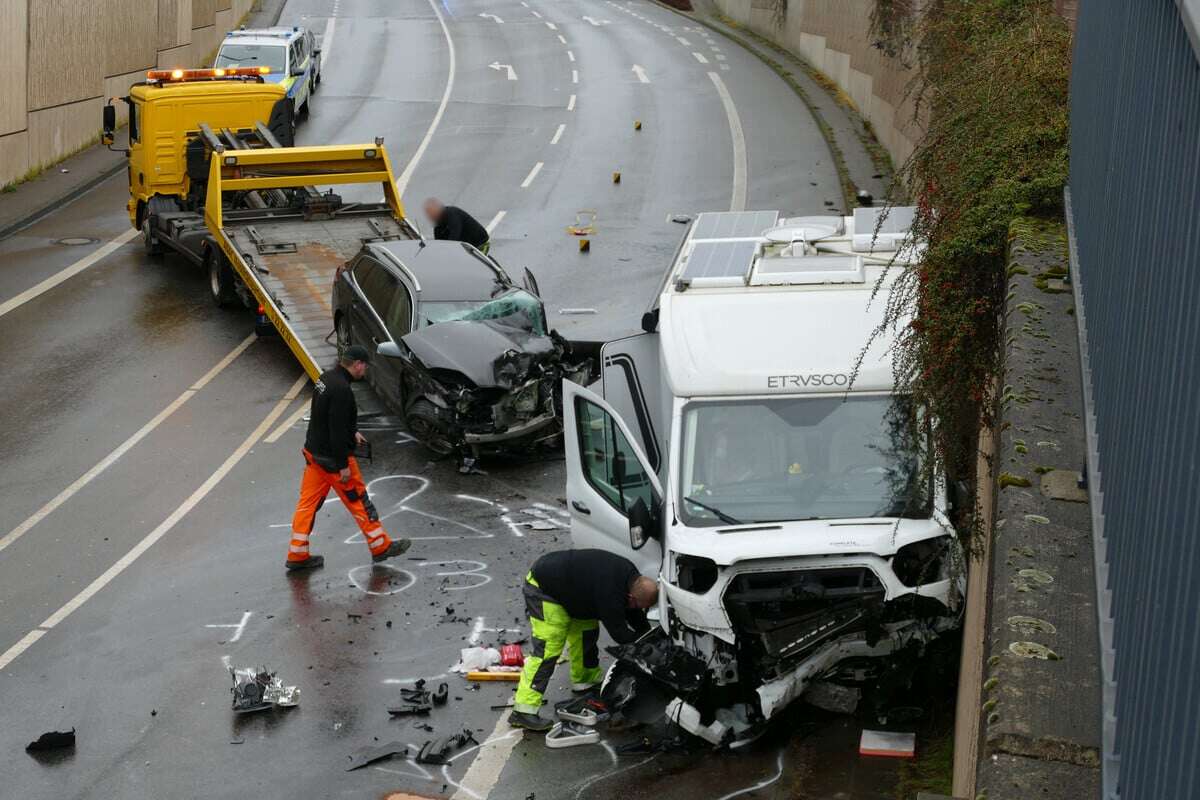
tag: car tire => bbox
[406,399,456,456]
[207,249,236,308]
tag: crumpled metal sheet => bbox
[230,666,299,713]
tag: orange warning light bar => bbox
[146,66,270,82]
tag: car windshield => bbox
[679,395,931,526]
[214,43,287,72]
[420,289,546,335]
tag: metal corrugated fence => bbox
[1068,2,1200,799]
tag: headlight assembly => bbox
[512,380,539,413]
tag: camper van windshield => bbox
[679,395,930,526]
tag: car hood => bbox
[402,321,556,389]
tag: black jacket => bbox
[433,206,489,249]
[304,365,358,470]
[531,549,650,644]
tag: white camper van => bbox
[562,208,964,743]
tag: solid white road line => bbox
[693,51,709,64]
[263,397,311,444]
[321,13,338,65]
[485,210,506,234]
[0,333,257,556]
[395,0,457,196]
[0,373,307,672]
[0,228,138,320]
[567,93,576,111]
[709,72,747,212]
[520,162,544,188]
[450,721,523,800]
[550,123,565,144]
[572,69,579,83]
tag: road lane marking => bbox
[0,374,306,671]
[530,10,541,18]
[450,725,524,800]
[582,15,610,26]
[520,162,544,188]
[708,72,747,212]
[567,93,576,111]
[264,397,310,443]
[488,62,518,80]
[676,36,690,45]
[567,50,575,61]
[551,123,565,144]
[557,34,566,43]
[321,13,338,67]
[693,51,709,64]
[479,12,503,23]
[632,64,649,83]
[395,0,457,196]
[0,334,256,556]
[485,210,506,233]
[546,21,557,30]
[571,69,579,83]
[0,228,139,320]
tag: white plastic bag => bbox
[451,647,500,673]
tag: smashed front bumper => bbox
[463,408,558,444]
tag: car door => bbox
[290,39,308,108]
[601,333,665,483]
[563,380,663,576]
[349,258,404,404]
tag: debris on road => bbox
[545,720,600,748]
[803,681,862,715]
[452,647,500,673]
[554,696,608,726]
[466,669,520,681]
[387,679,449,715]
[416,729,477,765]
[345,741,410,771]
[499,643,524,666]
[26,729,76,752]
[858,730,916,758]
[229,666,299,714]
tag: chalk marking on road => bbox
[264,397,311,443]
[468,616,487,645]
[532,501,571,519]
[449,725,524,800]
[485,210,506,234]
[376,762,436,781]
[676,36,690,45]
[418,560,491,590]
[348,563,417,596]
[567,49,575,61]
[454,494,508,511]
[546,21,558,30]
[571,755,658,799]
[205,611,252,643]
[395,0,457,196]
[557,33,567,43]
[567,93,576,111]
[709,72,748,213]
[715,751,785,800]
[0,228,139,320]
[551,123,566,144]
[571,69,579,83]
[520,162,544,188]
[0,374,306,672]
[693,51,709,64]
[632,64,650,83]
[499,512,526,538]
[360,475,496,540]
[0,334,256,557]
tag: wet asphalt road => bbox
[0,1,900,798]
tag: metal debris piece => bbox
[229,666,300,713]
[567,210,597,236]
[416,729,477,765]
[555,696,609,726]
[345,741,411,771]
[26,729,76,752]
[803,681,861,715]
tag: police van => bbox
[215,27,321,127]
[565,208,966,743]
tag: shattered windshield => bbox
[679,395,930,526]
[420,289,546,336]
[214,44,288,72]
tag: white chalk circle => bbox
[348,564,415,596]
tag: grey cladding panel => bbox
[690,210,779,240]
[681,240,759,283]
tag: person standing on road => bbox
[509,549,659,731]
[285,345,410,572]
[423,198,491,254]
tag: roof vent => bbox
[750,254,865,286]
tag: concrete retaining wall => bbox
[711,0,921,169]
[0,0,258,187]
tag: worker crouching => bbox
[286,345,411,571]
[509,549,659,731]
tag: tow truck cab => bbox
[563,209,964,739]
[102,68,290,232]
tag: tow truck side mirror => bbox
[628,496,653,550]
[102,104,116,146]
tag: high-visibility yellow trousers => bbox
[513,573,602,714]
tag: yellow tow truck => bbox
[103,67,419,379]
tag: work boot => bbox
[372,538,412,564]
[285,554,325,572]
[508,710,553,732]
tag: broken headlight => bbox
[892,535,952,587]
[512,379,539,413]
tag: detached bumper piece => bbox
[229,666,299,714]
[416,729,477,765]
[554,695,609,726]
[545,721,600,749]
[386,679,449,716]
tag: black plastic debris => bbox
[431,682,448,706]
[26,729,75,752]
[387,679,449,716]
[416,729,476,765]
[345,741,410,771]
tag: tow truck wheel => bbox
[142,215,162,256]
[206,250,235,308]
[406,400,456,456]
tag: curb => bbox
[0,160,126,242]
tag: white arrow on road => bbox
[489,62,518,80]
[479,12,504,23]
[631,64,650,83]
[582,15,611,25]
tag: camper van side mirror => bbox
[628,496,653,550]
[102,104,116,145]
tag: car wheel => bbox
[406,399,456,456]
[207,250,236,308]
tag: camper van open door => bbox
[562,380,663,576]
[601,333,665,483]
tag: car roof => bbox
[221,27,306,47]
[370,240,507,302]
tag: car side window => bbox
[575,398,654,516]
[381,284,413,341]
[357,259,399,322]
[352,257,376,287]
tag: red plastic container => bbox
[500,644,524,666]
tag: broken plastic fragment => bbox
[26,729,76,752]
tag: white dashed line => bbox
[567,93,576,111]
[551,123,565,144]
[716,54,727,61]
[567,50,575,61]
[676,36,690,45]
[557,34,567,43]
[485,210,506,233]
[693,52,709,64]
[545,21,557,30]
[571,69,578,83]
[530,9,541,18]
[520,162,544,188]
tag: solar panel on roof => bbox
[689,210,780,240]
[681,240,759,286]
